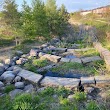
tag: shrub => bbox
[73,92,87,101]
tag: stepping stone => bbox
[81,56,102,64]
[18,69,42,84]
[81,77,95,84]
[41,77,80,88]
[70,58,82,63]
[95,75,110,84]
[60,58,70,62]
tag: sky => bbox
[16,0,110,12]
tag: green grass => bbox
[51,62,97,75]
[32,59,48,68]
[0,87,109,110]
[4,85,15,94]
[76,49,99,57]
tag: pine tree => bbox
[32,0,49,38]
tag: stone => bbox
[55,48,67,52]
[38,52,45,57]
[9,89,23,99]
[4,64,9,70]
[41,54,51,59]
[24,84,34,93]
[0,66,5,76]
[47,55,61,63]
[37,87,47,93]
[70,58,82,63]
[60,58,70,62]
[16,58,28,65]
[30,49,38,57]
[81,56,102,64]
[14,76,22,82]
[21,54,29,58]
[7,66,14,71]
[13,66,22,75]
[1,71,15,83]
[13,56,19,61]
[41,77,80,88]
[15,51,23,56]
[18,69,42,84]
[81,77,95,84]
[4,59,13,65]
[0,81,4,88]
[85,87,94,93]
[67,95,75,101]
[67,49,75,53]
[37,64,56,72]
[15,82,25,89]
[95,75,110,84]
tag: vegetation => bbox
[0,87,110,110]
[4,85,15,93]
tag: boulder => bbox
[41,77,80,88]
[13,56,19,61]
[24,84,34,93]
[16,58,28,65]
[85,87,94,93]
[0,66,5,76]
[1,71,15,83]
[4,59,13,65]
[9,89,23,99]
[60,58,70,62]
[37,87,47,93]
[15,82,25,89]
[15,51,23,56]
[13,76,22,83]
[70,58,82,63]
[38,52,45,57]
[30,49,39,57]
[81,56,102,64]
[13,66,22,75]
[0,81,4,88]
[7,66,14,71]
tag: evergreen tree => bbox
[32,0,49,38]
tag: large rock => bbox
[81,56,102,64]
[47,55,61,63]
[24,84,34,93]
[18,69,43,84]
[15,51,23,56]
[81,77,95,84]
[30,49,39,57]
[0,66,5,76]
[70,58,82,63]
[55,48,67,52]
[1,71,15,83]
[15,82,25,89]
[4,59,13,65]
[0,81,4,88]
[41,77,80,88]
[13,66,22,75]
[16,58,28,65]
[60,58,70,62]
[38,52,46,57]
[13,76,22,83]
[9,89,23,99]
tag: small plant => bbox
[86,101,100,110]
[32,59,48,68]
[73,92,87,101]
[4,85,15,93]
[23,62,37,73]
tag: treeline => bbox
[1,0,69,44]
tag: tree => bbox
[3,0,21,45]
[32,0,49,38]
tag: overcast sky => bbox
[16,0,110,12]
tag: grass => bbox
[32,58,48,68]
[75,49,100,57]
[51,62,97,75]
[4,85,15,94]
[0,87,109,110]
